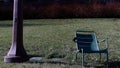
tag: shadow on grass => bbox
[0,24,46,27]
[0,23,66,27]
[0,24,12,27]
[75,61,120,68]
[28,55,42,58]
[27,55,120,68]
[0,19,75,27]
[27,54,68,64]
[108,61,120,68]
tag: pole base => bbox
[4,56,29,63]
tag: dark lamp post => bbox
[4,0,29,62]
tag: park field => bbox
[0,18,120,68]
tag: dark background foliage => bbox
[0,0,120,19]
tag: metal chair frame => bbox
[73,30,108,67]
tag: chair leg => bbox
[75,51,79,61]
[81,49,84,66]
[106,52,109,68]
[99,53,101,63]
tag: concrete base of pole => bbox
[4,56,29,63]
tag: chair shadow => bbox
[108,61,120,68]
[87,61,120,68]
[77,61,120,68]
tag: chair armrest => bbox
[105,38,109,49]
[98,39,106,43]
[73,37,77,42]
[98,38,108,49]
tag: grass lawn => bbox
[0,18,120,68]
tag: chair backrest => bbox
[75,31,99,52]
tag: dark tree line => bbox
[0,0,120,4]
[0,0,120,19]
[0,0,13,3]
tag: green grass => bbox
[0,18,120,68]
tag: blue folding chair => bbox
[73,30,108,67]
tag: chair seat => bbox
[78,48,108,53]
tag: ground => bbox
[0,18,120,68]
